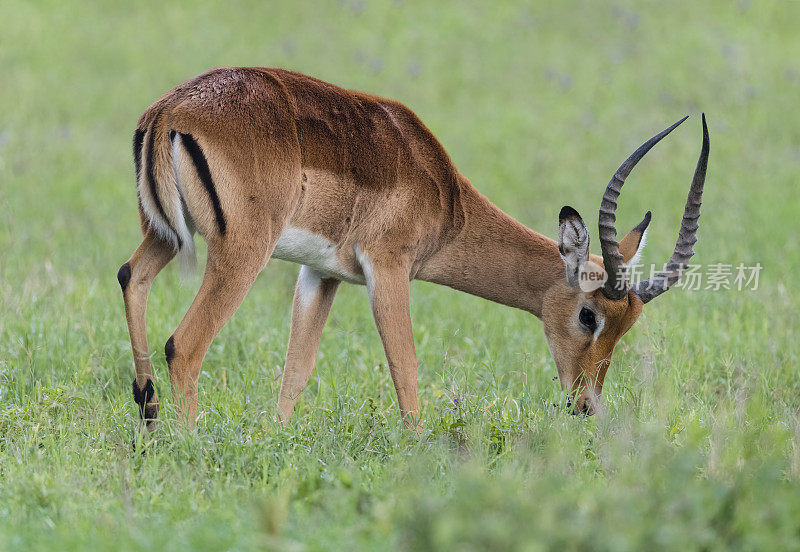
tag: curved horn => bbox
[633,114,710,304]
[599,116,689,300]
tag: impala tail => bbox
[133,115,196,276]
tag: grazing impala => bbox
[118,67,709,429]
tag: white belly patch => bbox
[272,227,365,284]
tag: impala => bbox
[118,67,709,429]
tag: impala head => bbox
[542,115,710,415]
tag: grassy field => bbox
[2,0,800,549]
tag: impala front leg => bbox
[360,254,420,429]
[278,266,340,422]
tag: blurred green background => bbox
[1,1,799,550]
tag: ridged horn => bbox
[632,114,710,304]
[599,116,689,300]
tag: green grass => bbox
[2,0,800,549]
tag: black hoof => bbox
[132,378,158,422]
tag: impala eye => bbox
[579,307,597,332]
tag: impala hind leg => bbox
[119,228,176,430]
[278,266,340,422]
[361,256,421,429]
[166,240,274,426]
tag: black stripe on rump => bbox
[145,115,182,248]
[133,129,145,181]
[178,133,227,235]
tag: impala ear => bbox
[619,211,651,267]
[558,206,590,287]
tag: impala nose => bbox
[570,395,597,416]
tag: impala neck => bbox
[418,183,564,318]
